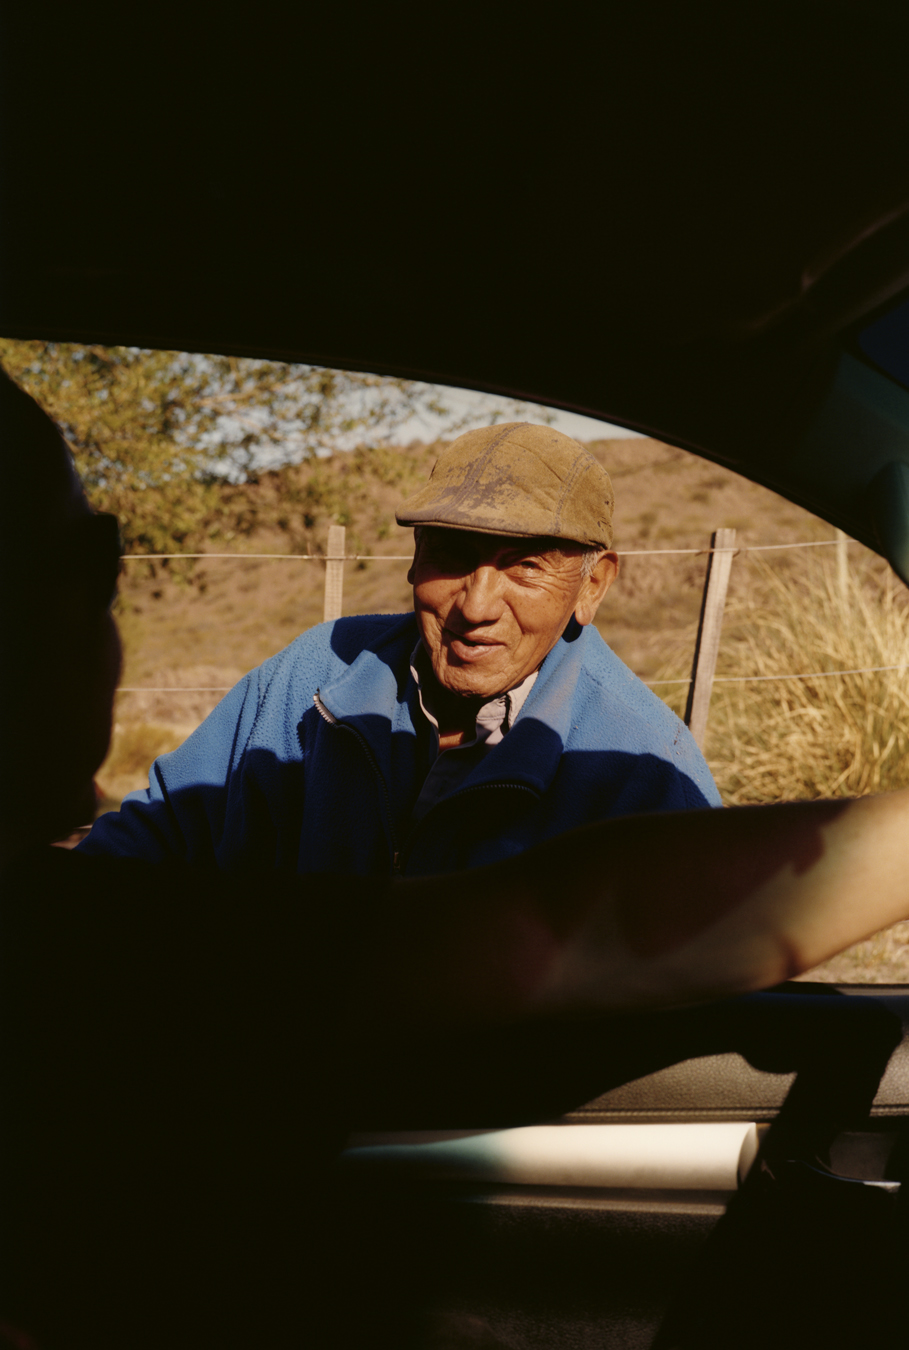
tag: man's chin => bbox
[427,644,514,700]
[436,669,508,701]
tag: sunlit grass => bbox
[704,554,909,806]
[658,553,909,805]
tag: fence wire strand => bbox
[121,539,841,562]
[118,534,900,695]
[120,663,909,695]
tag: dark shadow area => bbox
[652,991,907,1350]
[333,991,906,1350]
[4,845,906,1349]
[346,990,899,1131]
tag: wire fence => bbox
[116,528,898,747]
[121,539,842,562]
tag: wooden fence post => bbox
[323,524,346,622]
[836,528,849,603]
[684,527,737,749]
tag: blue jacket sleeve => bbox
[78,669,266,865]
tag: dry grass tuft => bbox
[660,552,909,807]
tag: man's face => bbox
[409,528,618,699]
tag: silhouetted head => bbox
[0,368,122,858]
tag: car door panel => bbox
[334,986,909,1349]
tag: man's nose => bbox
[456,565,505,624]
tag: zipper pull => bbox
[392,851,402,876]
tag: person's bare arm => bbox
[379,792,909,1025]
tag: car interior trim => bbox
[342,1122,760,1193]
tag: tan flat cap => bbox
[396,422,614,549]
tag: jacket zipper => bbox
[314,691,401,873]
[314,693,541,877]
[397,779,541,876]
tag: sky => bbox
[392,384,643,445]
[201,369,644,477]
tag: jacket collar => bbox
[317,613,595,798]
[317,612,421,734]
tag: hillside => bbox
[111,434,838,736]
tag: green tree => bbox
[0,340,539,554]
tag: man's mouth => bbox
[445,630,502,661]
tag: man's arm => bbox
[378,792,909,1025]
[78,670,264,864]
[76,780,909,1021]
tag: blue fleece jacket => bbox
[80,613,721,877]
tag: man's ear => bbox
[406,528,420,585]
[574,551,619,626]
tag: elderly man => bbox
[80,422,719,874]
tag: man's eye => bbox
[432,545,464,566]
